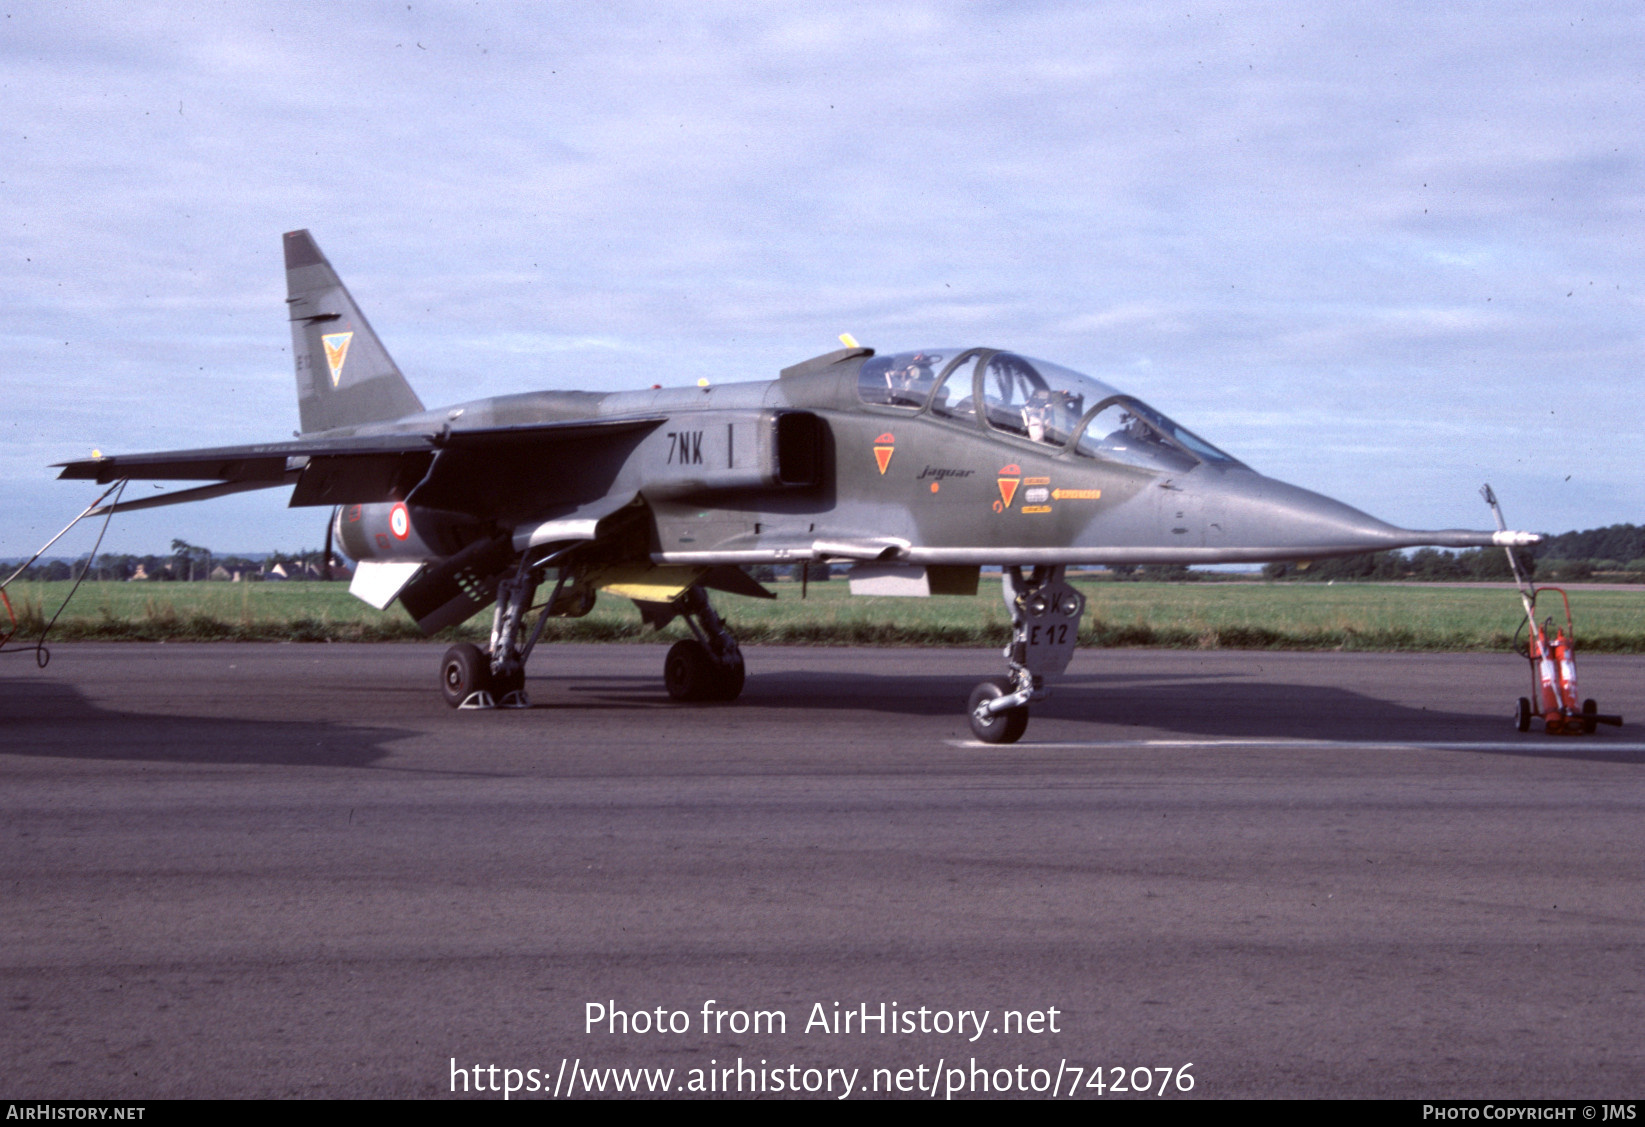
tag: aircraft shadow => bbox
[571,668,1639,766]
[0,676,415,770]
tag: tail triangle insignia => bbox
[321,331,354,387]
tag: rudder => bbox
[284,230,425,433]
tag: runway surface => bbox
[3,643,1643,1099]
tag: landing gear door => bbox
[1004,570,1086,677]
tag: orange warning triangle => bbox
[997,476,1019,508]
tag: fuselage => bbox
[330,345,1509,570]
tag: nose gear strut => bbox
[967,565,1085,743]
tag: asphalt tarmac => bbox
[3,643,1643,1100]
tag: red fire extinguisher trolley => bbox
[1482,486,1622,735]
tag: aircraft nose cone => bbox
[1200,469,1412,556]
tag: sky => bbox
[3,2,1641,558]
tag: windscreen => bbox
[1073,396,1240,471]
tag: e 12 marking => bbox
[1028,623,1072,647]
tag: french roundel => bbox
[389,503,411,540]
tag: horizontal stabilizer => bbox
[57,415,669,509]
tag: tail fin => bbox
[284,230,425,434]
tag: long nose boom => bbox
[1203,470,1538,559]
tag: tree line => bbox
[4,544,343,583]
[1261,523,1645,583]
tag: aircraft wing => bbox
[56,433,434,484]
[54,417,666,513]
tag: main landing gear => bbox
[441,566,542,709]
[967,565,1086,744]
[661,585,753,697]
[438,566,746,709]
[662,585,745,702]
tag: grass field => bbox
[4,577,1644,652]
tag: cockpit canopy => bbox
[858,348,1241,473]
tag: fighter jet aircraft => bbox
[55,231,1537,742]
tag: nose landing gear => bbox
[967,565,1086,743]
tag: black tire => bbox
[1515,697,1533,733]
[441,643,491,708]
[711,651,746,702]
[968,677,1029,744]
[664,640,716,702]
[1583,698,1598,734]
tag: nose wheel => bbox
[968,677,1029,744]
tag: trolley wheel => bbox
[441,643,491,708]
[968,677,1029,744]
[664,639,717,702]
[1583,698,1598,734]
[1514,697,1533,733]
